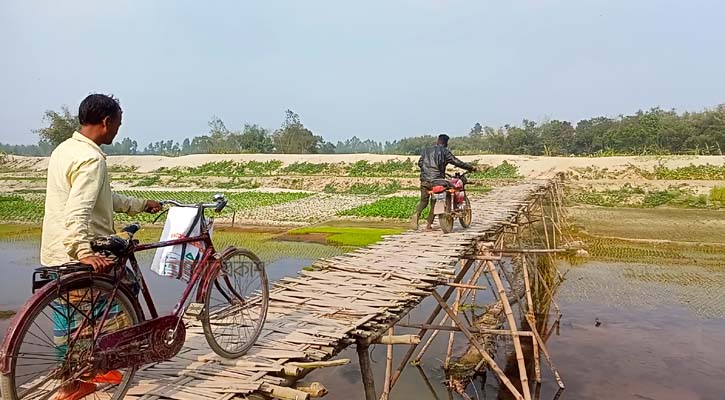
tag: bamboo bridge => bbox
[117,179,568,400]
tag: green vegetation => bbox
[711,186,725,203]
[569,185,723,209]
[324,181,402,195]
[163,160,283,177]
[288,226,404,247]
[644,163,725,180]
[108,165,138,173]
[0,224,43,241]
[339,196,425,219]
[0,194,45,223]
[0,310,16,320]
[131,174,161,187]
[470,160,520,179]
[0,191,312,224]
[133,227,342,264]
[282,162,341,175]
[348,159,417,177]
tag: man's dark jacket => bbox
[417,145,475,182]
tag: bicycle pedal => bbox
[184,302,205,319]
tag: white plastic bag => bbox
[151,207,211,279]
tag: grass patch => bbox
[339,196,425,219]
[470,160,520,179]
[160,160,284,177]
[0,310,16,320]
[131,226,344,263]
[644,163,725,180]
[348,159,417,177]
[131,174,161,187]
[0,191,312,224]
[282,162,343,175]
[0,224,43,241]
[570,185,724,209]
[710,186,725,203]
[288,226,404,247]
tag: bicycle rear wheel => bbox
[0,276,139,400]
[201,248,269,359]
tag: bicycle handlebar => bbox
[159,193,228,213]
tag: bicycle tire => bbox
[201,247,269,359]
[0,276,140,400]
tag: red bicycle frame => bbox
[0,223,224,374]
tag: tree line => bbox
[2,104,724,156]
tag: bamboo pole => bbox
[444,288,461,369]
[390,258,476,387]
[430,291,525,400]
[415,366,442,400]
[294,382,328,398]
[486,259,532,400]
[445,282,488,290]
[287,359,350,369]
[357,342,377,400]
[522,255,541,383]
[397,322,534,336]
[381,327,394,400]
[374,335,420,345]
[525,314,565,389]
[412,260,487,364]
[540,199,551,250]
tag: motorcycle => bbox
[429,171,473,233]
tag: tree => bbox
[540,120,576,155]
[469,122,483,136]
[272,110,323,153]
[239,124,273,153]
[102,138,139,155]
[35,106,80,148]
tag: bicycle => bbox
[0,194,269,400]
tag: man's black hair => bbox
[78,94,122,125]
[437,134,450,145]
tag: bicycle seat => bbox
[91,235,129,256]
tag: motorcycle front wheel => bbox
[459,195,472,228]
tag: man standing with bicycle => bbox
[412,134,476,230]
[40,93,160,400]
[41,94,161,270]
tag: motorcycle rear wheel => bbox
[439,213,454,233]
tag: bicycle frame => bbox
[0,218,224,374]
[130,230,219,320]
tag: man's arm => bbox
[62,157,105,261]
[112,192,149,216]
[443,148,475,171]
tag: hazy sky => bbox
[1,0,724,145]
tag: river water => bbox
[1,241,723,400]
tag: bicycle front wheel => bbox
[0,276,140,400]
[201,247,269,359]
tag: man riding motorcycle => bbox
[412,134,476,230]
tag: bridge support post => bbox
[356,341,377,400]
[389,258,476,388]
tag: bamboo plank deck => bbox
[115,180,551,400]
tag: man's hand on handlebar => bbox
[79,255,114,272]
[144,200,162,213]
